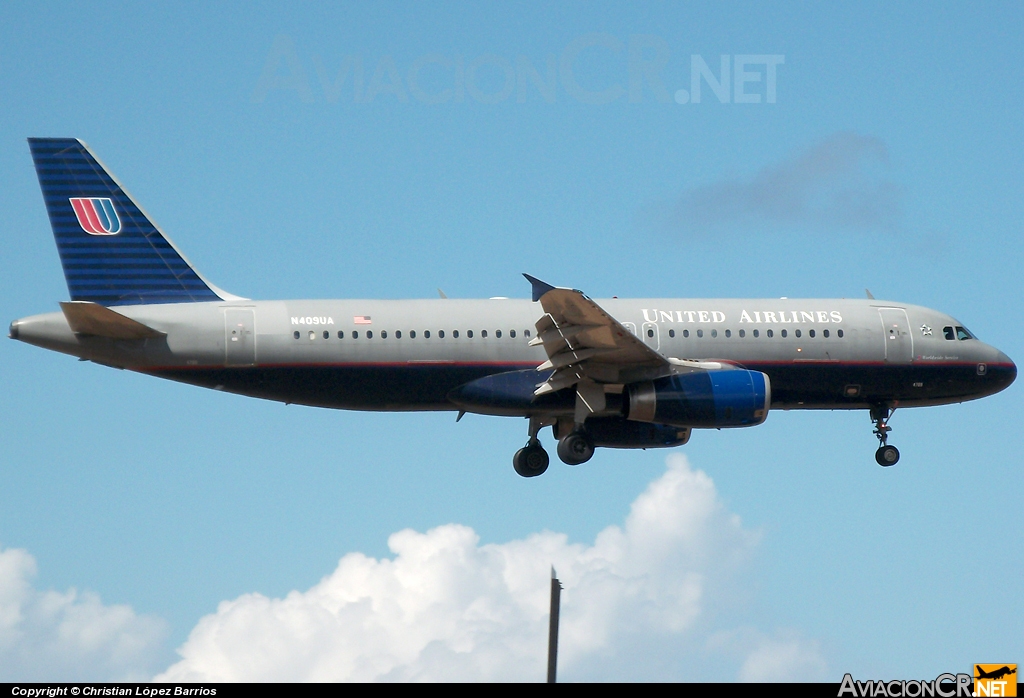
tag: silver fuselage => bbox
[11,297,1016,417]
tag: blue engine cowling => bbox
[626,369,770,428]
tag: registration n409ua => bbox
[10,139,1016,476]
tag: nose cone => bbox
[988,350,1016,394]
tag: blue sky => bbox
[1,1,1021,681]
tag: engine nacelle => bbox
[627,369,770,428]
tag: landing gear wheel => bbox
[513,440,549,477]
[870,404,899,467]
[875,445,900,467]
[557,431,595,466]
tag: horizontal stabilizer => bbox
[60,301,165,339]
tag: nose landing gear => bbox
[871,405,900,466]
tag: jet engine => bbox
[626,369,770,428]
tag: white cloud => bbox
[0,545,167,681]
[158,455,825,682]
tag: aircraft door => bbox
[641,322,660,351]
[878,308,912,363]
[225,308,256,366]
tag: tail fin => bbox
[28,138,236,306]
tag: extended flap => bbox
[60,301,166,340]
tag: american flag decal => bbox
[353,315,372,324]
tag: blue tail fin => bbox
[28,138,231,306]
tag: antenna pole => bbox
[547,567,562,683]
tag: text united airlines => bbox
[641,309,844,323]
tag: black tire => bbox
[513,444,549,477]
[557,432,595,466]
[875,445,900,467]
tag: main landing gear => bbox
[513,439,549,477]
[513,419,597,477]
[556,430,595,466]
[513,417,549,477]
[871,404,900,467]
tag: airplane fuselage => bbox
[12,296,1015,415]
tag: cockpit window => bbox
[943,326,955,340]
[955,326,975,341]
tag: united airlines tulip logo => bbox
[69,197,121,235]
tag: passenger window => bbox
[323,330,330,340]
[753,329,759,338]
[823,329,829,338]
[725,329,731,338]
[739,329,745,338]
[697,329,704,338]
[293,331,300,339]
[308,331,315,340]
[410,330,416,338]
[668,329,675,338]
[525,330,531,337]
[943,326,955,340]
[439,330,445,338]
[396,330,402,339]
[795,329,801,338]
[496,330,502,338]
[767,329,774,338]
[453,330,460,338]
[366,330,373,339]
[381,330,388,339]
[647,328,654,338]
[467,330,473,338]
[338,331,345,339]
[424,330,430,338]
[837,329,844,338]
[711,329,718,338]
[781,329,787,338]
[683,329,689,338]
[481,330,487,338]
[352,331,359,339]
[510,330,516,338]
[808,329,814,338]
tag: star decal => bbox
[920,324,932,336]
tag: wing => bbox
[524,275,671,396]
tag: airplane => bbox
[975,666,1016,681]
[10,138,1017,477]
